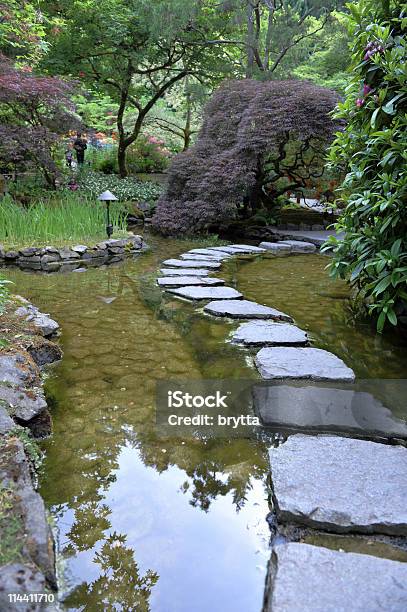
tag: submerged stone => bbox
[204,299,293,321]
[253,384,407,439]
[266,543,407,612]
[157,277,225,288]
[232,321,307,346]
[255,347,355,381]
[160,268,209,276]
[269,434,407,535]
[167,286,243,301]
[162,258,221,269]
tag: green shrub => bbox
[325,0,407,332]
[77,171,163,203]
[126,135,170,173]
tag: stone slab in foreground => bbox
[255,347,355,381]
[187,249,232,260]
[266,542,407,612]
[232,321,308,346]
[253,384,407,440]
[158,277,225,288]
[269,434,407,535]
[180,253,227,262]
[204,299,293,322]
[279,240,316,253]
[162,258,221,269]
[167,286,242,301]
[259,241,292,254]
[160,268,209,276]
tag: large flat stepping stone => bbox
[204,299,293,322]
[259,241,292,254]
[160,268,209,276]
[187,249,231,260]
[255,347,355,381]
[266,542,407,612]
[157,277,225,288]
[269,434,407,535]
[232,321,308,346]
[279,240,316,253]
[207,245,266,254]
[253,384,407,440]
[167,286,243,301]
[162,258,221,269]
[180,253,225,261]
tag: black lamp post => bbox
[98,190,118,238]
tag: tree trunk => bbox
[246,1,255,78]
[183,92,192,151]
[118,141,128,179]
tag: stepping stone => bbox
[253,384,407,440]
[207,245,266,254]
[167,286,243,301]
[279,240,316,253]
[157,277,225,288]
[259,241,292,254]
[187,249,232,260]
[204,300,293,322]
[255,347,355,381]
[180,253,225,261]
[162,258,221,269]
[232,321,308,346]
[160,268,209,276]
[269,434,407,535]
[266,542,407,612]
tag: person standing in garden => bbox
[73,132,87,165]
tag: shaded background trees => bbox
[153,79,339,235]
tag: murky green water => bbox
[4,236,407,611]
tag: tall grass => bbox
[0,193,128,248]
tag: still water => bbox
[4,235,407,611]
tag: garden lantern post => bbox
[98,190,118,238]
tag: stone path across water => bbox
[154,239,407,608]
[266,542,407,612]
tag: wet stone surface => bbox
[167,286,243,301]
[259,242,292,254]
[279,240,316,253]
[204,300,293,322]
[159,268,210,276]
[162,258,221,269]
[255,347,355,381]
[232,321,308,346]
[187,249,232,260]
[269,435,407,535]
[266,542,407,612]
[157,277,225,288]
[253,384,407,439]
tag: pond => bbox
[4,235,407,611]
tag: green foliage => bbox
[78,171,163,203]
[0,484,24,565]
[73,92,117,133]
[93,138,169,175]
[0,277,12,314]
[0,192,128,247]
[325,0,407,332]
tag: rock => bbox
[207,245,265,254]
[0,384,50,435]
[58,248,80,260]
[162,259,221,269]
[128,235,143,248]
[255,347,355,381]
[269,434,407,535]
[19,256,41,263]
[160,268,210,276]
[180,253,224,261]
[259,241,292,254]
[4,251,18,259]
[19,247,40,257]
[41,254,60,266]
[167,286,243,301]
[253,385,407,439]
[0,352,39,387]
[0,244,4,259]
[279,240,316,253]
[107,246,125,254]
[15,305,59,337]
[204,299,293,321]
[44,246,59,253]
[157,277,225,288]
[187,249,232,260]
[26,337,63,368]
[265,543,407,612]
[232,321,308,346]
[82,249,107,259]
[0,564,48,612]
[71,244,88,254]
[0,404,14,434]
[0,438,55,585]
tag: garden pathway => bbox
[154,237,407,611]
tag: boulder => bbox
[266,543,407,612]
[232,321,308,346]
[0,404,14,435]
[204,299,293,322]
[58,249,80,260]
[19,247,40,257]
[26,337,63,368]
[71,244,88,254]
[269,434,407,535]
[255,347,355,381]
[4,251,18,259]
[0,352,39,387]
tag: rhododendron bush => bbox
[153,79,339,235]
[325,0,407,331]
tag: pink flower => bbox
[363,84,372,96]
[356,98,364,108]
